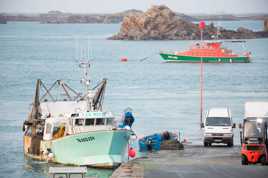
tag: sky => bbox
[0,0,267,14]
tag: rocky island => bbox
[109,5,268,40]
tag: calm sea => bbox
[0,20,267,178]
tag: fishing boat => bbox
[22,61,135,168]
[160,41,251,63]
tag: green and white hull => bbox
[160,53,250,63]
[51,129,132,167]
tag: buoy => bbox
[120,57,128,62]
[128,147,136,158]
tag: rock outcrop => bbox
[109,5,268,40]
[109,5,199,40]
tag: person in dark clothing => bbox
[123,112,135,128]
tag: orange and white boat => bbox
[160,41,251,63]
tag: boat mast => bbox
[76,38,92,93]
[79,58,91,111]
[27,79,42,136]
[29,79,41,122]
[75,38,107,112]
[79,59,90,92]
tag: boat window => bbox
[96,118,105,125]
[54,174,67,178]
[85,119,95,126]
[52,125,65,139]
[71,113,79,117]
[25,127,32,136]
[53,126,60,135]
[75,119,85,126]
[46,123,52,134]
[70,173,83,178]
[106,118,113,125]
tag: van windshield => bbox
[206,117,231,126]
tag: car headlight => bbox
[204,133,212,137]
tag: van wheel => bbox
[241,155,248,165]
[227,142,233,147]
[204,142,209,147]
[260,155,266,165]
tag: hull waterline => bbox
[23,129,133,168]
[160,53,250,63]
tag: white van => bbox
[202,108,235,147]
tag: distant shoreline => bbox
[0,10,268,24]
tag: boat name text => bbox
[76,136,95,143]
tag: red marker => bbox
[128,147,136,158]
[199,21,206,30]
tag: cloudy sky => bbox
[0,0,267,14]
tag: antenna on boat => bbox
[75,35,79,62]
[216,22,220,41]
[79,51,91,92]
[87,38,90,60]
[87,36,93,61]
[74,36,92,93]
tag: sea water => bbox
[0,20,267,178]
